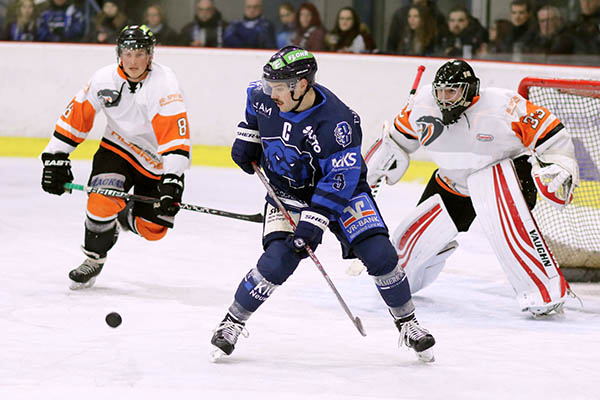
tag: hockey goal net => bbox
[518,77,600,281]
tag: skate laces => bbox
[214,318,249,344]
[398,317,430,348]
[77,259,102,274]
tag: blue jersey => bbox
[241,81,371,219]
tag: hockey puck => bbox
[105,312,122,328]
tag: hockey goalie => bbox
[367,59,579,316]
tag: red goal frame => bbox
[518,77,600,99]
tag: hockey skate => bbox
[209,313,248,362]
[527,302,565,318]
[69,258,104,290]
[395,314,436,362]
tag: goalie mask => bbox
[432,59,480,125]
[262,46,317,111]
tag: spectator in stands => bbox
[386,0,446,54]
[569,0,600,53]
[223,0,276,49]
[180,0,227,47]
[144,4,178,45]
[37,0,85,42]
[478,18,512,55]
[0,0,9,34]
[1,0,36,41]
[526,5,575,54]
[325,6,375,53]
[436,5,487,58]
[291,2,326,51]
[394,4,437,56]
[276,2,295,48]
[88,0,127,44]
[500,0,537,54]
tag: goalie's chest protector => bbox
[409,87,530,194]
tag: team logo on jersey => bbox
[334,121,352,148]
[338,193,385,241]
[416,116,444,146]
[476,133,494,142]
[98,89,122,108]
[263,138,315,188]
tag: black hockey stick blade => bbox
[354,316,367,337]
[64,183,264,223]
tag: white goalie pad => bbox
[391,194,459,293]
[467,159,569,314]
[365,121,410,188]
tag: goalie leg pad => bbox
[391,194,459,293]
[467,159,568,313]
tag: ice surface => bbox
[1,158,599,400]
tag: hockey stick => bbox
[347,65,426,277]
[64,182,264,223]
[251,162,367,337]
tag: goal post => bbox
[518,77,600,282]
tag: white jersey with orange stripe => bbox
[43,62,191,178]
[391,85,574,196]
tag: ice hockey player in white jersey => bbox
[366,59,578,316]
[40,25,191,289]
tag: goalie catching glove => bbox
[156,174,184,216]
[365,121,410,188]
[287,208,329,253]
[41,152,73,195]
[531,153,579,209]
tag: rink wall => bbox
[1,42,599,169]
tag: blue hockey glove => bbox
[41,152,73,195]
[288,209,330,252]
[231,127,262,174]
[156,174,184,216]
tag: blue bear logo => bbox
[416,116,445,146]
[263,138,315,188]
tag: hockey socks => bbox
[231,268,279,320]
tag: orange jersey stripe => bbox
[55,125,85,144]
[394,108,418,139]
[435,174,469,198]
[87,193,126,219]
[100,141,160,180]
[60,98,96,134]
[511,101,557,147]
[152,112,190,147]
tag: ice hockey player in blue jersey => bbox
[209,46,436,363]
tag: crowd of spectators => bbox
[1,0,599,61]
